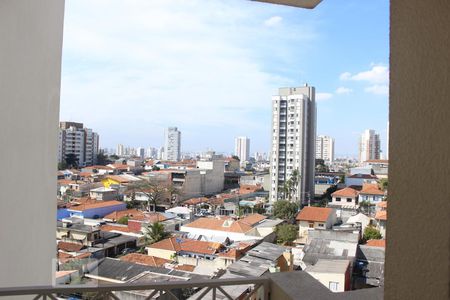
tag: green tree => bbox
[379,178,388,191]
[143,222,170,246]
[65,153,78,168]
[96,151,108,165]
[127,180,179,212]
[231,155,240,161]
[152,165,161,171]
[58,161,68,170]
[283,169,300,202]
[276,224,298,245]
[117,216,129,225]
[109,154,120,160]
[363,226,382,242]
[273,200,299,221]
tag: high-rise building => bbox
[316,135,335,163]
[359,129,381,162]
[136,147,145,159]
[234,136,250,162]
[158,146,165,160]
[58,122,99,167]
[164,127,181,161]
[270,85,316,204]
[116,144,124,156]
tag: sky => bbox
[60,0,389,157]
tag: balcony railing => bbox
[0,276,270,300]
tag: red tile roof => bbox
[149,237,223,255]
[239,185,263,195]
[68,200,125,212]
[103,209,144,222]
[100,224,134,233]
[375,210,387,220]
[332,187,359,198]
[120,253,171,267]
[218,248,242,260]
[377,201,388,208]
[239,214,267,226]
[183,197,208,206]
[296,206,333,222]
[109,164,130,170]
[360,184,384,195]
[183,217,253,233]
[173,264,196,272]
[58,242,84,252]
[348,174,378,179]
[366,239,386,248]
[130,212,168,223]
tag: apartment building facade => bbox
[316,135,335,163]
[58,122,99,167]
[270,85,316,204]
[359,129,381,163]
[234,136,250,162]
[164,127,181,161]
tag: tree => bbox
[283,169,300,202]
[273,200,299,221]
[58,161,68,170]
[127,180,179,212]
[143,222,170,246]
[363,225,382,242]
[117,216,129,225]
[152,165,161,171]
[276,224,298,245]
[96,151,108,165]
[379,178,388,191]
[109,154,120,160]
[65,153,78,168]
[231,155,240,161]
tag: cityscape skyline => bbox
[60,0,388,157]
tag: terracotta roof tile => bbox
[183,217,253,233]
[100,224,134,233]
[366,239,386,248]
[375,210,387,220]
[183,197,208,206]
[130,212,167,223]
[103,209,144,222]
[332,187,359,197]
[296,206,333,222]
[173,264,196,272]
[149,237,223,255]
[377,201,388,208]
[58,242,84,252]
[68,200,125,212]
[239,214,267,226]
[120,253,171,267]
[360,184,385,196]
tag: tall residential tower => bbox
[234,136,250,162]
[359,129,381,162]
[270,85,316,204]
[316,135,335,163]
[164,127,181,161]
[58,122,99,167]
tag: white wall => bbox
[0,0,65,288]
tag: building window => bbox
[336,197,341,202]
[329,282,339,292]
[308,222,314,228]
[318,223,324,228]
[347,198,353,202]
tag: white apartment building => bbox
[116,144,124,156]
[136,147,145,159]
[270,85,316,204]
[316,135,335,163]
[58,122,99,167]
[164,127,181,161]
[359,129,381,163]
[234,136,250,162]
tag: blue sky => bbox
[60,0,389,157]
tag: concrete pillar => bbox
[0,0,65,288]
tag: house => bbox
[306,259,351,292]
[66,200,126,219]
[330,187,360,209]
[120,253,172,268]
[354,244,385,288]
[296,207,336,244]
[180,214,276,242]
[80,165,113,175]
[301,230,359,266]
[345,173,378,187]
[57,220,101,246]
[165,206,192,220]
[127,212,173,233]
[89,187,118,201]
[227,242,294,277]
[359,183,385,204]
[101,174,142,188]
[103,209,144,223]
[375,203,387,238]
[343,213,371,233]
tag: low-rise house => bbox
[67,200,126,219]
[343,213,371,233]
[330,187,360,209]
[103,209,144,223]
[89,187,118,201]
[127,212,173,233]
[180,214,276,242]
[354,244,385,288]
[296,207,336,244]
[81,165,113,175]
[375,206,387,238]
[57,220,101,246]
[101,174,142,188]
[359,183,385,204]
[227,242,294,277]
[165,206,192,220]
[345,173,378,187]
[306,259,351,292]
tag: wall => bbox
[147,248,176,260]
[386,1,450,299]
[0,0,65,289]
[306,271,346,292]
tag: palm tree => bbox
[284,169,300,202]
[143,222,170,246]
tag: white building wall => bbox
[234,136,250,162]
[165,127,181,161]
[316,135,335,163]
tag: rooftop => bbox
[331,187,359,198]
[296,206,333,222]
[148,237,224,255]
[67,200,125,212]
[360,183,384,195]
[183,217,253,233]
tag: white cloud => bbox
[264,16,282,27]
[365,84,389,95]
[335,87,352,94]
[316,93,333,101]
[60,0,317,151]
[340,65,389,84]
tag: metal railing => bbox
[0,276,271,300]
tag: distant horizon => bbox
[60,0,388,156]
